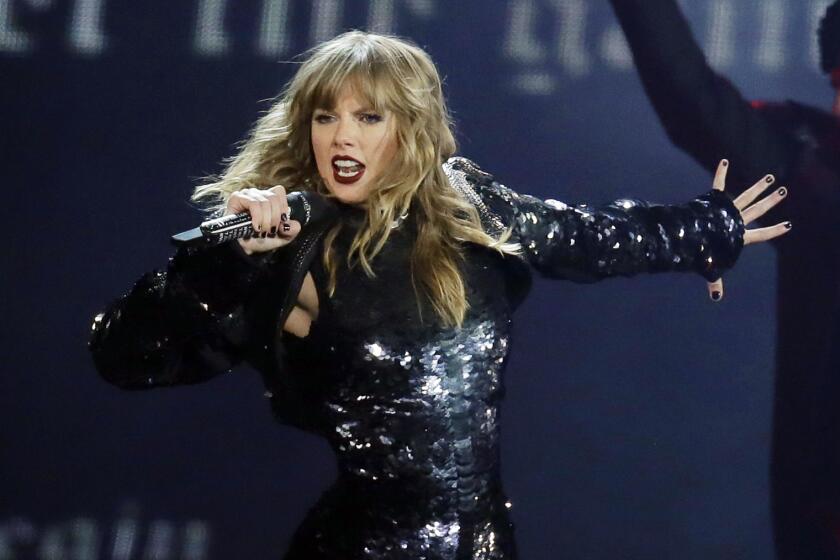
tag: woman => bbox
[89,31,789,559]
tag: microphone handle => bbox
[171,191,313,248]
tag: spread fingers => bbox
[713,159,728,191]
[744,221,793,245]
[734,174,775,211]
[741,186,787,225]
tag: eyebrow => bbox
[313,107,381,115]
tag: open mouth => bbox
[332,156,366,184]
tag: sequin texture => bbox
[276,198,517,558]
[88,157,745,559]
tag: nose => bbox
[332,117,357,148]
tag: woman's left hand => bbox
[707,158,792,301]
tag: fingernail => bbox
[711,291,722,301]
[282,223,291,232]
[778,187,786,196]
[281,213,288,222]
[261,231,267,238]
[721,160,728,167]
[270,226,277,234]
[766,175,774,183]
[785,221,792,229]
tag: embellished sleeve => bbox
[476,178,745,283]
[88,240,279,389]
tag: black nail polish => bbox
[778,187,786,196]
[721,160,728,167]
[281,213,288,222]
[282,223,291,232]
[270,226,277,234]
[785,222,793,229]
[711,291,721,301]
[261,231,267,238]
[766,175,774,183]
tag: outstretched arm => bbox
[475,161,788,286]
[609,0,797,187]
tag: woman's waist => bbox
[330,425,502,484]
[333,468,511,521]
[335,454,504,504]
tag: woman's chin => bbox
[327,181,371,206]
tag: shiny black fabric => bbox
[280,202,518,559]
[89,158,745,559]
[447,158,743,283]
[89,240,272,389]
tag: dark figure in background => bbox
[89,31,787,559]
[610,1,840,557]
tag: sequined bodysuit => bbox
[281,203,518,558]
[89,158,745,560]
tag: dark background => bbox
[2,0,833,558]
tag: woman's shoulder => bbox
[443,156,560,212]
[443,156,495,185]
[442,156,514,236]
[443,156,512,203]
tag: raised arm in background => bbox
[610,2,840,558]
[609,0,799,190]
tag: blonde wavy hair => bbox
[192,30,517,328]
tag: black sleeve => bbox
[477,179,745,283]
[88,240,279,389]
[609,0,798,186]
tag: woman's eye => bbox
[313,114,333,123]
[360,113,383,124]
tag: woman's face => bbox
[311,85,399,206]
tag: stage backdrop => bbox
[2,1,831,558]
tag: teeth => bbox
[333,159,364,178]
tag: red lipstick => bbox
[331,155,366,185]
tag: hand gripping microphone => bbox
[171,191,328,248]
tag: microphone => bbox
[171,191,322,248]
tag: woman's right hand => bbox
[226,185,302,255]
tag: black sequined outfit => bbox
[89,158,745,559]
